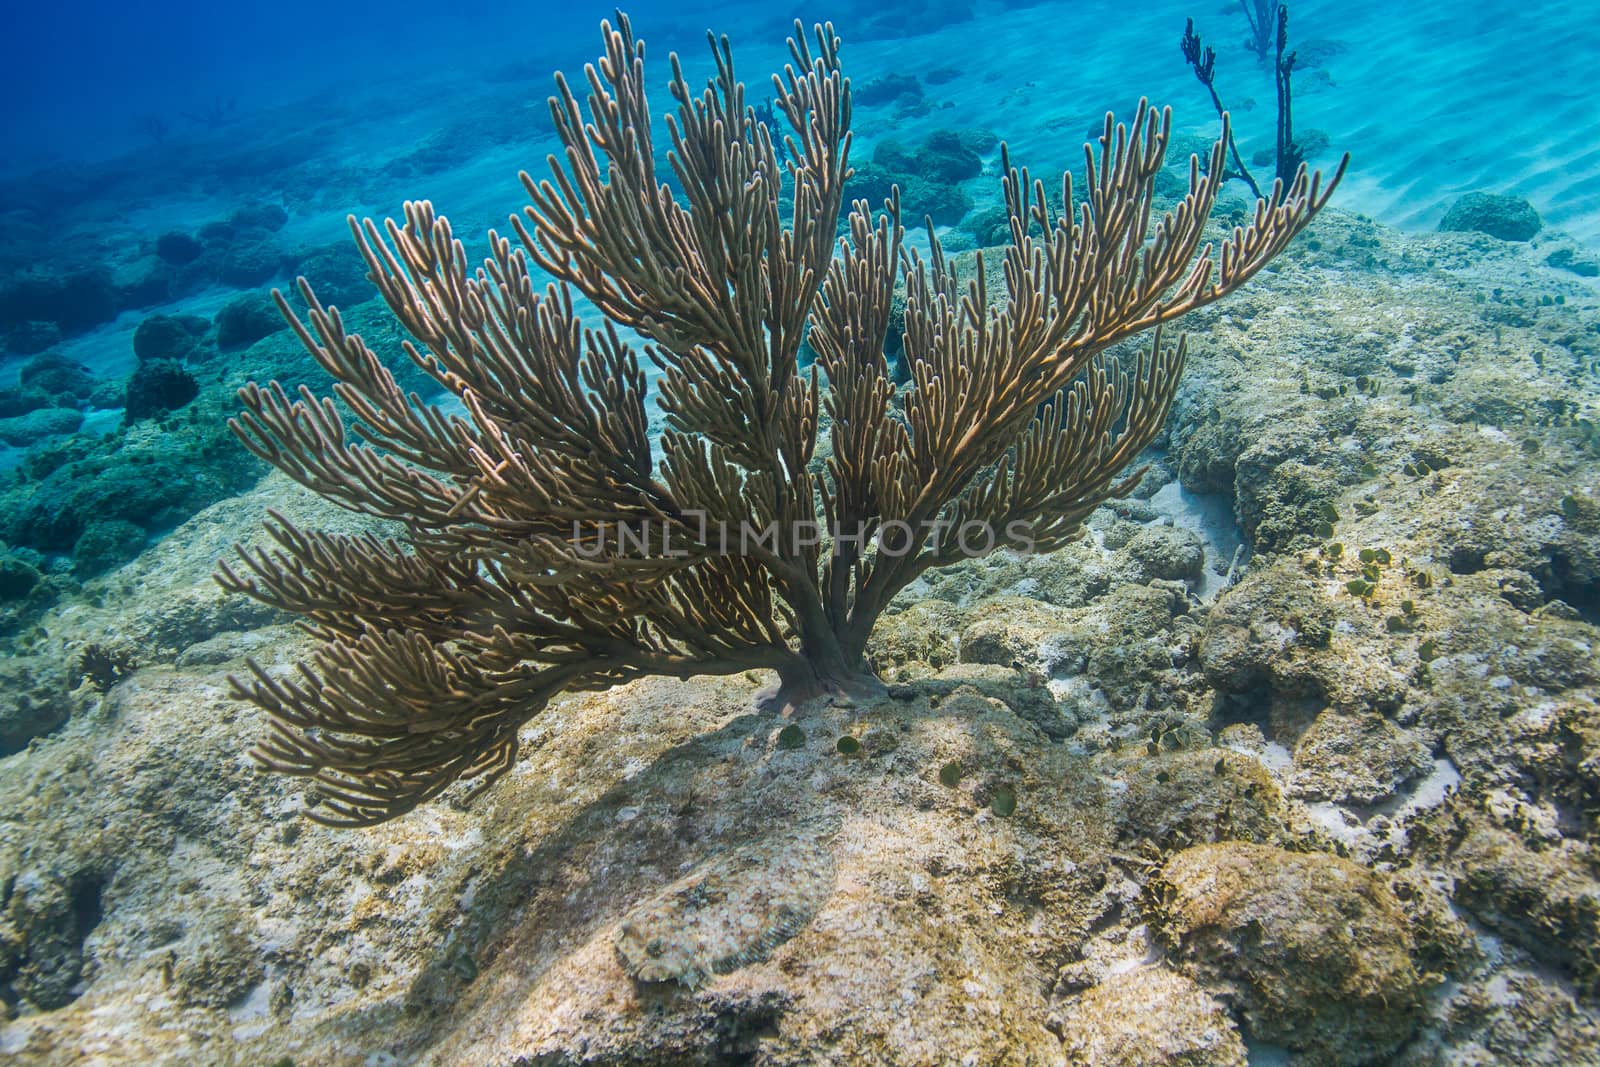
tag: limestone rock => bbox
[0,656,78,756]
[1438,192,1542,242]
[1121,524,1206,584]
[1426,968,1600,1066]
[1154,842,1423,1065]
[0,407,81,448]
[1450,821,1600,995]
[1061,965,1247,1067]
[168,905,263,1009]
[1110,748,1287,849]
[867,599,964,680]
[1290,708,1433,804]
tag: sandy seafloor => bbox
[2,0,1600,1064]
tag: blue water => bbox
[5,0,1598,231]
[1,1,600,168]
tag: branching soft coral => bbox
[218,13,1344,825]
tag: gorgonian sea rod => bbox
[217,13,1345,825]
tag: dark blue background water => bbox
[0,0,661,170]
[7,0,1597,243]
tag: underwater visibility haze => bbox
[1,1,1599,1064]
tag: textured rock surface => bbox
[1290,708,1434,804]
[1154,842,1423,1065]
[1439,191,1543,241]
[1059,966,1246,1067]
[0,409,81,448]
[0,657,82,757]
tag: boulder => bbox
[1155,842,1423,1065]
[1439,192,1541,242]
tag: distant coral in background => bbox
[123,360,199,423]
[1182,4,1312,196]
[1240,0,1284,62]
[220,13,1343,826]
[1439,191,1543,242]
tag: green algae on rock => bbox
[1152,842,1423,1065]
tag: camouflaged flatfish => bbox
[614,835,836,988]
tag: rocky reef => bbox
[0,203,1598,1065]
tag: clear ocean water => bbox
[2,1,1597,1063]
